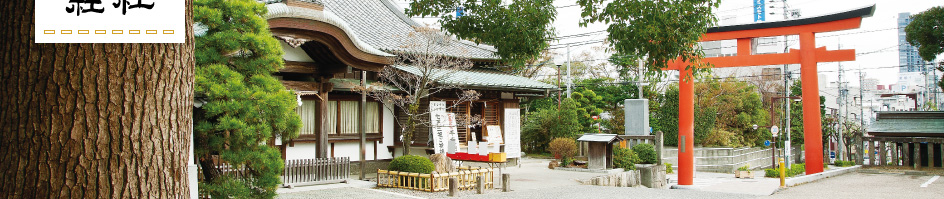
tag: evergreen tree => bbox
[193,0,301,198]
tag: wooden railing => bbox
[282,157,350,187]
[860,137,944,168]
[377,166,493,192]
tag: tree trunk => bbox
[0,1,194,198]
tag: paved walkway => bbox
[765,172,944,198]
[668,171,781,196]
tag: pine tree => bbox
[193,0,301,198]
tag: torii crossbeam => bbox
[665,5,875,186]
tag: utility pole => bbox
[835,42,844,162]
[780,0,798,168]
[566,45,572,98]
[557,64,562,109]
[784,71,792,168]
[858,71,866,164]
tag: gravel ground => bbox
[452,185,753,199]
[277,187,416,199]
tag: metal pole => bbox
[773,136,778,169]
[859,71,866,165]
[785,72,792,169]
[359,70,367,180]
[557,64,561,109]
[566,45,572,98]
[836,43,844,162]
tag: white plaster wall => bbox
[285,142,320,160]
[279,40,315,62]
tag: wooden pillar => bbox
[856,136,864,165]
[892,142,899,166]
[904,142,911,167]
[929,142,936,168]
[879,140,886,166]
[315,78,331,158]
[799,32,824,174]
[677,67,695,185]
[869,139,875,166]
[915,140,922,169]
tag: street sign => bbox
[771,125,780,137]
[764,140,771,147]
[830,151,836,159]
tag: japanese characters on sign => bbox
[36,0,184,43]
[503,108,521,158]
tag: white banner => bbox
[430,101,447,154]
[503,108,521,158]
[35,0,185,43]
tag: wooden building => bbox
[263,0,556,163]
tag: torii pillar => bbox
[666,5,875,185]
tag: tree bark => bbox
[0,1,194,198]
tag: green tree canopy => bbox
[522,98,583,153]
[904,6,944,91]
[194,0,301,197]
[905,6,944,62]
[576,0,719,77]
[404,0,557,71]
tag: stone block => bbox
[624,99,649,135]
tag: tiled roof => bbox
[394,65,557,92]
[321,0,499,60]
[868,111,944,136]
[266,3,394,57]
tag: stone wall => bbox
[583,170,642,187]
[661,146,804,173]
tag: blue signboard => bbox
[754,0,766,22]
[456,6,464,18]
[764,140,771,147]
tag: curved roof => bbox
[266,3,394,57]
[321,0,499,61]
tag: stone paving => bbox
[764,172,944,199]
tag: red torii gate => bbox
[665,5,875,186]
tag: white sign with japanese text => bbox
[430,101,447,154]
[503,108,521,158]
[35,0,185,43]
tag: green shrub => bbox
[632,143,658,164]
[548,138,578,160]
[665,163,674,174]
[737,164,750,171]
[561,156,574,167]
[389,155,434,174]
[764,163,807,178]
[764,168,779,177]
[613,146,640,170]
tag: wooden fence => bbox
[282,157,350,187]
[860,137,944,168]
[376,166,493,192]
[620,131,665,164]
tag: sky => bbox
[394,0,943,86]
